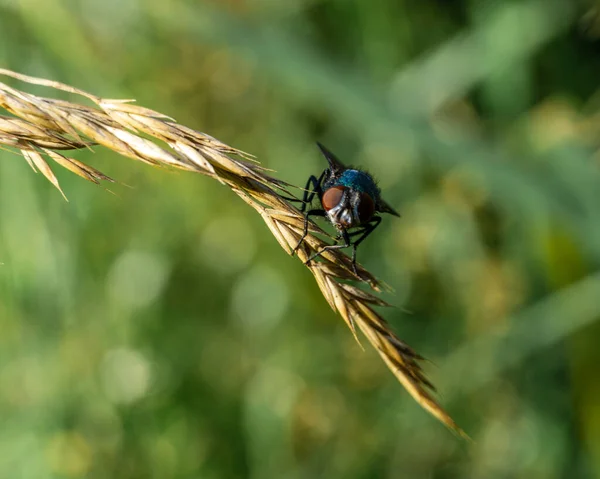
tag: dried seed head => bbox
[0,68,466,439]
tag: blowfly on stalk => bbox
[293,143,400,276]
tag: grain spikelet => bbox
[0,68,467,438]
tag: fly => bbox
[293,142,400,276]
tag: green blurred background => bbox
[1,0,600,477]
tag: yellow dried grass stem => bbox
[0,68,467,438]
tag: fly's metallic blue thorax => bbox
[326,169,380,202]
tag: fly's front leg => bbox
[279,171,324,205]
[299,171,325,213]
[349,216,382,275]
[292,209,326,256]
[305,228,352,265]
[292,171,326,256]
[306,218,381,277]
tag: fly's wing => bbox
[377,198,401,217]
[316,142,345,176]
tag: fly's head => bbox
[321,182,376,229]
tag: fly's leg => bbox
[292,172,326,255]
[326,217,382,276]
[348,217,382,276]
[305,228,352,267]
[299,171,325,213]
[292,209,326,255]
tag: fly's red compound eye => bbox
[357,192,375,223]
[321,186,346,211]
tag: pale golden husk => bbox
[0,68,467,438]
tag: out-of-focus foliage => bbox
[1,0,599,477]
